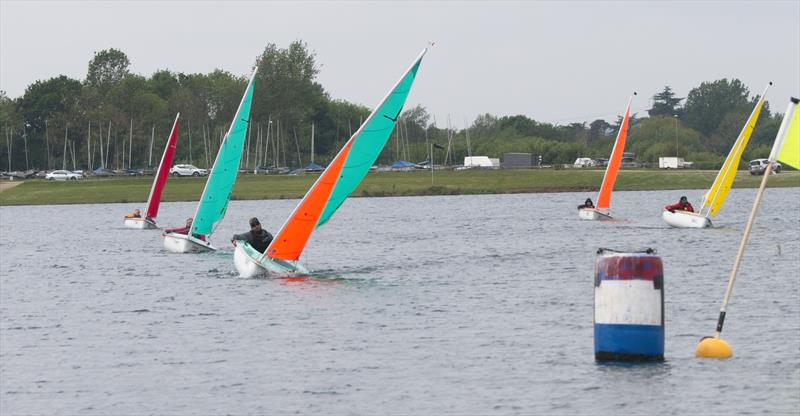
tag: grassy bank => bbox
[1,169,798,206]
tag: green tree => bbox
[86,48,131,90]
[682,79,750,136]
[16,75,83,129]
[649,86,684,117]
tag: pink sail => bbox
[145,114,180,219]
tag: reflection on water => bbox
[1,188,798,414]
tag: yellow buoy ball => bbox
[695,337,733,358]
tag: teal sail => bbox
[316,51,425,227]
[191,70,256,236]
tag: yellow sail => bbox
[702,92,767,217]
[776,103,800,169]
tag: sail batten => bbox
[145,113,179,219]
[596,95,634,210]
[701,84,770,217]
[190,69,257,237]
[263,50,426,261]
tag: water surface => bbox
[1,188,798,414]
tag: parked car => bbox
[45,170,83,181]
[170,164,208,177]
[92,167,116,177]
[749,159,782,175]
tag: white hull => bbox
[123,217,157,229]
[163,233,216,253]
[661,210,711,228]
[233,242,309,278]
[579,208,613,221]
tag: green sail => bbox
[316,54,424,227]
[191,71,256,236]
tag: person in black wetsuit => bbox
[231,217,273,253]
[578,198,595,210]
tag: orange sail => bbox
[264,140,354,261]
[596,95,634,210]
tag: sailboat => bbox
[163,69,256,253]
[578,93,636,221]
[124,113,180,229]
[662,83,770,228]
[233,49,427,277]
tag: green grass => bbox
[1,169,798,206]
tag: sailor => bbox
[125,208,142,218]
[578,198,595,210]
[665,196,695,213]
[232,217,273,254]
[163,217,206,241]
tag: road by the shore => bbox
[1,169,798,206]
[0,181,23,193]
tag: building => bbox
[502,153,542,169]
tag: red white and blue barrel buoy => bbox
[594,248,664,361]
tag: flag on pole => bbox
[768,97,800,170]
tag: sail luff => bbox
[262,49,427,261]
[596,94,634,210]
[190,69,257,237]
[145,113,179,219]
[262,139,354,261]
[316,50,427,226]
[769,98,799,168]
[701,83,770,217]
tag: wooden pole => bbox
[713,162,773,339]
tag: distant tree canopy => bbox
[0,41,784,173]
[649,86,683,118]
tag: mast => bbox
[62,124,68,170]
[596,93,636,210]
[87,123,91,171]
[311,122,315,164]
[700,83,771,217]
[105,121,111,168]
[98,122,103,168]
[45,120,50,170]
[149,125,155,167]
[187,121,192,165]
[145,113,180,219]
[128,118,133,169]
[23,123,28,171]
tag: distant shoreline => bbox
[1,169,798,206]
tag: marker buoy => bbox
[594,248,664,362]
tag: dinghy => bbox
[163,69,256,253]
[124,113,180,229]
[662,83,770,228]
[578,93,635,221]
[233,49,427,277]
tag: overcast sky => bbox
[1,0,798,126]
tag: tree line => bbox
[0,41,782,173]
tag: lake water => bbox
[1,188,798,415]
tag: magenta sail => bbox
[145,114,180,219]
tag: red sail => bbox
[145,114,180,219]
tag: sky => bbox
[1,0,798,127]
